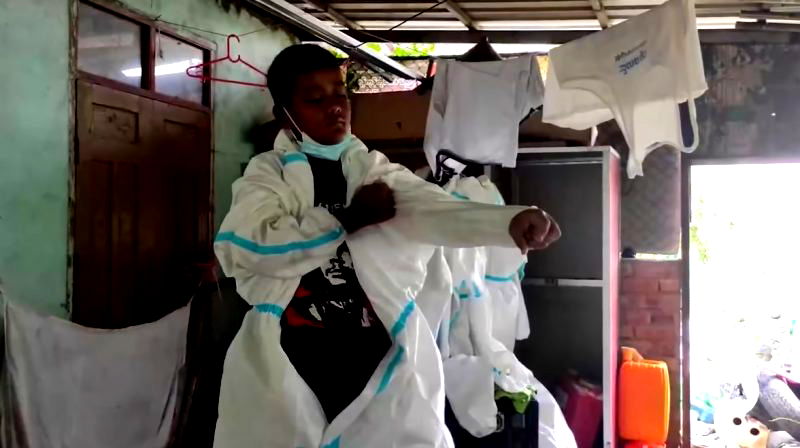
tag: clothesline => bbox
[154,17,272,38]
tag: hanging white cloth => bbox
[213,131,531,448]
[542,0,707,178]
[424,54,545,170]
[1,299,189,448]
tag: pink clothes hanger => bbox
[187,34,268,88]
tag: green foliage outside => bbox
[690,198,711,264]
[364,42,436,57]
[327,46,349,59]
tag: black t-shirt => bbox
[280,156,391,422]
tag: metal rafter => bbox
[589,0,611,28]
[303,0,364,30]
[245,0,424,79]
[443,0,478,30]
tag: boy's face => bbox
[287,67,350,145]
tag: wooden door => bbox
[74,80,211,328]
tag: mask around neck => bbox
[298,131,353,161]
[283,107,352,161]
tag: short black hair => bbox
[267,44,343,108]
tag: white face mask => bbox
[283,108,353,161]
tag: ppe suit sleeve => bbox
[214,154,344,280]
[349,151,530,249]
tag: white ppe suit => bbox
[440,176,577,448]
[482,181,531,351]
[213,131,530,448]
[441,176,534,437]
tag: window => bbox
[155,34,205,104]
[78,3,143,87]
[77,1,209,106]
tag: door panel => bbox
[74,81,211,328]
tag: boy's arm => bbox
[352,150,557,250]
[395,183,528,249]
[214,154,344,280]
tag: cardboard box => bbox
[351,91,431,142]
[352,90,591,146]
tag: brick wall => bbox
[620,259,683,445]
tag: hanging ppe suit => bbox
[410,167,456,360]
[482,181,531,352]
[440,176,535,437]
[213,131,531,448]
[440,176,578,448]
[416,246,454,354]
[485,248,530,351]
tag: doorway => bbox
[73,1,212,328]
[689,163,800,448]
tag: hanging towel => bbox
[1,299,189,448]
[424,55,545,170]
[542,0,707,178]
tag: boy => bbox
[213,44,560,447]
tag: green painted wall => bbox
[116,0,295,232]
[0,0,71,316]
[0,0,293,316]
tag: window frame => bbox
[77,0,213,111]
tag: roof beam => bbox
[339,29,790,45]
[740,11,800,22]
[736,20,800,32]
[244,0,424,79]
[303,0,364,30]
[443,0,478,30]
[343,29,592,43]
[588,0,611,28]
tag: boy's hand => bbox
[509,208,561,254]
[336,182,396,233]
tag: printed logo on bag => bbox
[615,41,648,75]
